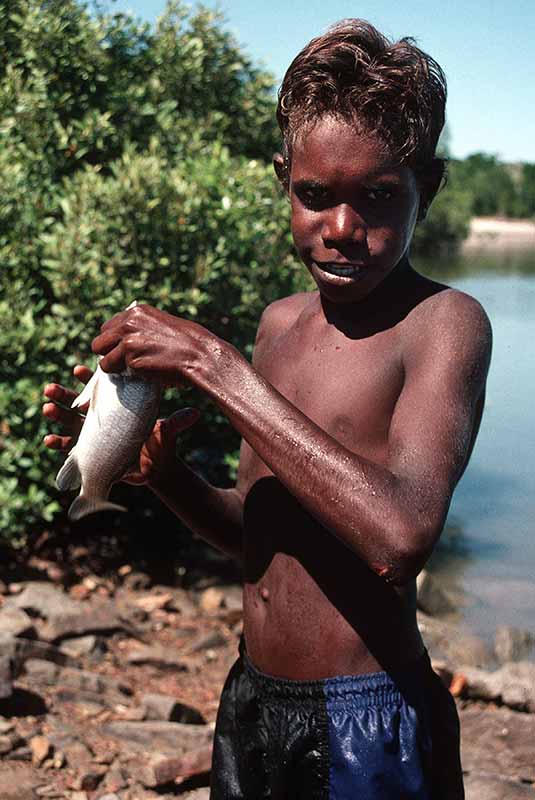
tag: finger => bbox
[42,400,83,428]
[73,365,93,384]
[91,330,122,358]
[43,433,74,451]
[44,383,78,406]
[97,343,126,374]
[100,309,130,333]
[161,407,201,436]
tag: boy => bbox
[43,19,491,799]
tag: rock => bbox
[141,692,206,724]
[0,652,13,698]
[180,790,210,800]
[0,607,35,637]
[455,661,535,711]
[97,795,120,800]
[0,731,24,755]
[24,658,60,684]
[460,705,535,782]
[0,633,74,671]
[4,581,81,619]
[59,635,101,658]
[122,571,151,591]
[417,611,492,667]
[1,763,42,800]
[136,744,212,788]
[56,666,131,698]
[135,593,173,613]
[103,720,213,755]
[38,600,127,642]
[125,644,189,670]
[416,570,455,616]
[495,626,535,664]
[76,768,106,791]
[100,765,128,793]
[464,772,535,799]
[199,587,225,613]
[186,629,227,654]
[30,734,52,766]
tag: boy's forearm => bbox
[148,458,243,562]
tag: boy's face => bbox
[286,116,423,305]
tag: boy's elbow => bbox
[374,521,440,586]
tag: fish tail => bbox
[68,493,127,521]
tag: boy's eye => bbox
[295,186,331,209]
[366,186,395,202]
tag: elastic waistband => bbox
[240,642,429,709]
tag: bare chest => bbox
[258,317,404,457]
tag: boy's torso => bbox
[239,269,450,680]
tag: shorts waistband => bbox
[240,641,425,708]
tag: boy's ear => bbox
[273,152,289,192]
[417,158,446,221]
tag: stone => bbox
[495,626,535,664]
[136,744,213,788]
[180,790,210,800]
[59,635,100,658]
[76,768,106,791]
[30,734,52,766]
[416,570,455,616]
[24,658,60,684]
[125,644,188,670]
[103,721,213,756]
[186,629,227,654]
[199,587,225,613]
[4,581,81,619]
[122,571,151,591]
[38,600,126,642]
[417,611,492,668]
[141,693,205,724]
[0,633,73,671]
[0,607,35,637]
[460,705,535,782]
[56,666,131,698]
[0,652,13,698]
[455,661,535,711]
[464,772,535,799]
[0,731,23,755]
[97,795,120,800]
[135,593,173,613]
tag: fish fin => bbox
[72,367,100,409]
[56,451,82,491]
[68,494,127,521]
[125,300,138,310]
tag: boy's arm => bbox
[195,290,492,585]
[147,457,244,562]
[92,293,491,585]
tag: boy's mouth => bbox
[313,261,364,279]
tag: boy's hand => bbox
[123,408,201,486]
[42,365,93,451]
[91,304,213,387]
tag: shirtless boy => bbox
[43,19,491,799]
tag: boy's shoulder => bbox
[259,292,315,336]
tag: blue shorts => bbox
[211,641,463,799]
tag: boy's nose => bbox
[321,204,367,247]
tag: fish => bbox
[55,302,161,521]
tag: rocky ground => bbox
[0,544,534,800]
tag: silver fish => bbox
[56,306,161,521]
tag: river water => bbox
[412,246,535,652]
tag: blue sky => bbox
[105,0,534,163]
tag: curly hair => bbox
[277,19,447,184]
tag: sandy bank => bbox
[464,215,535,250]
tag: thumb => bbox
[160,407,201,439]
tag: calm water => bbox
[412,246,535,649]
